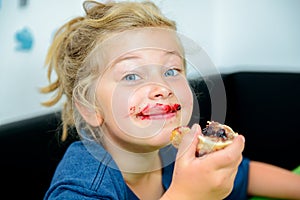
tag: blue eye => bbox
[164,68,179,77]
[123,74,141,81]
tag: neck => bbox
[105,141,162,173]
[122,158,164,200]
[102,136,164,200]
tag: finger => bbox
[228,134,245,155]
[206,134,245,167]
[176,124,202,160]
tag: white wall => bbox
[213,0,300,72]
[0,0,85,125]
[1,0,300,125]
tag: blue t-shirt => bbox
[44,141,249,200]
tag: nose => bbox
[149,85,173,100]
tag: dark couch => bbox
[1,71,299,199]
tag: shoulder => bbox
[44,141,128,199]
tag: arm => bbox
[248,161,300,199]
[161,124,245,200]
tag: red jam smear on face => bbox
[173,104,181,111]
[129,106,136,115]
[135,103,181,120]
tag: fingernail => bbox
[240,135,245,143]
[191,124,200,136]
[191,124,197,131]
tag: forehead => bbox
[89,27,184,69]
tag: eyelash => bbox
[123,74,141,81]
[121,67,183,82]
[164,68,182,77]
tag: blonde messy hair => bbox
[40,0,176,141]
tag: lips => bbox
[135,103,181,119]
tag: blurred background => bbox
[1,0,300,125]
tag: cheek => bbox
[95,78,131,123]
[110,86,134,119]
[98,83,139,135]
[174,82,194,124]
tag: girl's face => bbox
[92,28,193,152]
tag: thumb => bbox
[176,124,201,159]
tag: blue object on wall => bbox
[15,27,34,51]
[19,0,28,8]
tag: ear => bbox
[75,101,103,127]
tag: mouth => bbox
[135,103,181,120]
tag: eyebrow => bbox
[166,50,183,58]
[114,49,183,65]
[115,54,141,63]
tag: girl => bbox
[42,1,300,199]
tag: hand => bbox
[162,123,245,200]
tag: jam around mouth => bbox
[134,103,181,120]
